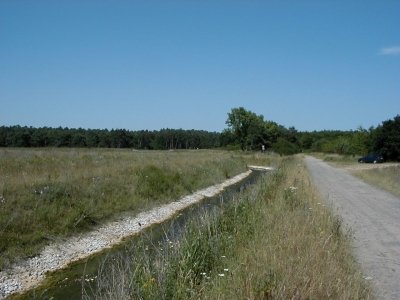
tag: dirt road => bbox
[305,156,400,300]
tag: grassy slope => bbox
[0,148,273,270]
[90,155,371,299]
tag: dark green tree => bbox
[272,137,300,156]
[226,107,266,150]
[372,115,400,161]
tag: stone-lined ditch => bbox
[1,166,272,299]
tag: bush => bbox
[272,138,300,156]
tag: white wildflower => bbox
[364,276,373,280]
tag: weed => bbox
[135,165,185,200]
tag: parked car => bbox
[358,154,384,163]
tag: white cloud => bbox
[379,46,400,56]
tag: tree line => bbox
[0,127,220,150]
[1,107,399,161]
[224,107,400,161]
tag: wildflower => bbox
[223,268,229,272]
[200,272,207,276]
[218,274,225,277]
[364,276,373,280]
[221,255,226,258]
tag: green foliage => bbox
[0,126,221,150]
[226,107,266,150]
[372,115,400,161]
[299,128,372,156]
[225,107,298,153]
[300,114,398,159]
[272,137,300,156]
[1,111,398,160]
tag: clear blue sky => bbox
[1,0,399,132]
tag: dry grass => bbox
[311,152,359,167]
[0,148,272,270]
[353,165,400,197]
[201,156,371,299]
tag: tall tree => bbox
[226,107,266,150]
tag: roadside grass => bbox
[89,155,371,299]
[310,152,400,197]
[353,166,400,198]
[0,148,271,270]
[311,152,359,166]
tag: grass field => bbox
[0,148,273,270]
[88,155,371,299]
[354,166,400,198]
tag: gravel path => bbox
[0,169,259,299]
[305,156,400,300]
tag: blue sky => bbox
[1,0,399,132]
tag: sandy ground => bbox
[305,156,400,300]
[0,169,266,299]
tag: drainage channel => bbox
[9,169,269,299]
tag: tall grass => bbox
[87,156,371,299]
[0,148,271,270]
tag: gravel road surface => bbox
[305,156,400,300]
